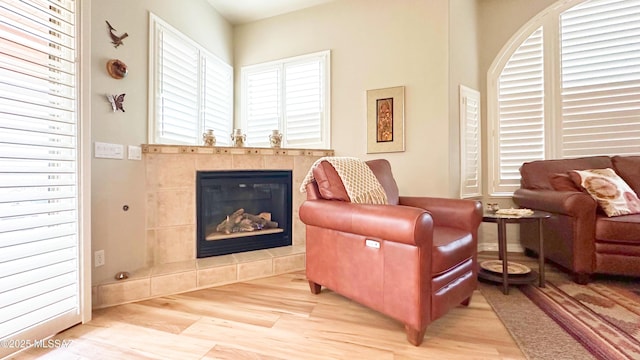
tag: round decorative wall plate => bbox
[480,260,531,275]
[106,59,128,79]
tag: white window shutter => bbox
[156,29,199,144]
[241,51,330,149]
[203,56,233,146]
[494,27,545,195]
[0,0,81,354]
[150,14,233,145]
[560,0,640,158]
[460,86,482,198]
[284,60,323,147]
[245,68,281,147]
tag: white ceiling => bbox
[207,0,336,25]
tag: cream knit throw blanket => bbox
[300,157,388,204]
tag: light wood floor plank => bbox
[15,270,525,359]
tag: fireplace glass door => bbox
[196,170,292,258]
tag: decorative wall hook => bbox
[107,93,126,112]
[106,20,128,48]
[106,59,128,79]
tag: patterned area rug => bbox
[520,277,640,360]
[479,253,640,360]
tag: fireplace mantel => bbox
[141,144,333,157]
[93,144,333,309]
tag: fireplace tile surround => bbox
[93,145,333,309]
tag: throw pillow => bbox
[569,168,640,217]
[312,161,350,201]
[549,173,582,192]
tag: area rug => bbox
[480,259,640,360]
[520,277,640,360]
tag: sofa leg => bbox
[524,248,538,258]
[460,295,472,307]
[308,280,321,294]
[404,325,427,346]
[573,273,591,285]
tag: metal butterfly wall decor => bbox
[107,94,126,112]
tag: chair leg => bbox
[460,295,472,306]
[404,325,427,346]
[308,280,321,294]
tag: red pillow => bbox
[549,173,582,192]
[312,161,350,201]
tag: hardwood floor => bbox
[15,270,524,360]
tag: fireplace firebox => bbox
[196,170,292,258]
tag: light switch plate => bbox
[128,145,142,160]
[95,142,124,159]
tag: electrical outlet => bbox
[94,250,105,267]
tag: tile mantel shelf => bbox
[92,144,333,309]
[141,144,334,157]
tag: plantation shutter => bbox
[284,59,323,147]
[241,50,330,148]
[560,0,640,157]
[494,27,545,194]
[151,15,233,146]
[0,0,81,356]
[244,68,280,147]
[203,55,233,146]
[460,86,481,198]
[156,28,200,144]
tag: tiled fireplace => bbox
[92,145,332,309]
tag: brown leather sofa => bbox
[513,155,640,284]
[299,159,482,346]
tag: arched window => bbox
[487,0,640,196]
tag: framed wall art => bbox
[366,86,405,153]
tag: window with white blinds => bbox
[488,0,640,196]
[149,14,233,146]
[0,0,81,356]
[459,85,482,198]
[560,0,640,157]
[493,27,545,195]
[241,51,330,148]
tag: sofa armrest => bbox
[299,200,433,247]
[398,196,482,233]
[513,189,597,217]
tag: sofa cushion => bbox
[549,173,582,192]
[520,156,612,190]
[312,161,350,201]
[612,156,640,196]
[596,214,640,243]
[570,168,640,217]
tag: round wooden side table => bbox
[480,210,551,294]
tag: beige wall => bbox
[449,0,481,198]
[90,0,232,284]
[234,0,453,197]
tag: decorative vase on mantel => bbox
[202,129,216,146]
[231,128,246,147]
[269,129,283,148]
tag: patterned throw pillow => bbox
[570,168,640,217]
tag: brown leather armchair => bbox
[299,159,482,346]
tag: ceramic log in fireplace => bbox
[196,170,292,258]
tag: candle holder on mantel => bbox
[231,128,246,147]
[269,129,283,148]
